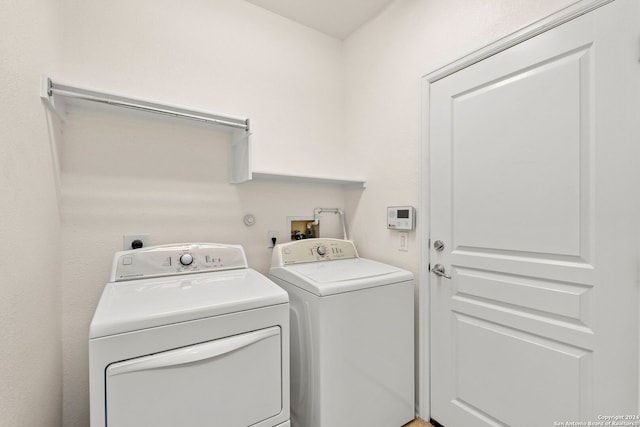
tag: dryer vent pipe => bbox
[313,208,348,240]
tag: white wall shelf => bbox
[41,76,250,130]
[41,76,366,188]
[251,171,367,188]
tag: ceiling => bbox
[245,0,394,40]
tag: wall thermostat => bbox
[387,206,415,230]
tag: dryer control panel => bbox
[110,243,248,282]
[271,238,359,266]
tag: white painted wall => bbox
[343,0,577,417]
[57,1,351,425]
[0,0,63,426]
[59,0,347,177]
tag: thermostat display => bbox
[387,206,415,230]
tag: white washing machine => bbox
[89,243,290,427]
[268,238,414,427]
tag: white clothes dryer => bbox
[89,243,290,427]
[269,238,414,427]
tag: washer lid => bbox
[269,258,413,296]
[90,269,288,338]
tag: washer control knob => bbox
[317,246,327,256]
[179,253,194,266]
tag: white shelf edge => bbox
[39,76,366,189]
[251,171,367,188]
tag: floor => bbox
[403,419,433,427]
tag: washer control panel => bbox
[110,243,248,282]
[271,238,359,266]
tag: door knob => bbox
[431,264,452,279]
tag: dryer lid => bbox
[90,269,288,338]
[269,258,413,296]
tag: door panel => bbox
[452,46,589,258]
[455,315,590,426]
[429,1,639,425]
[456,268,589,322]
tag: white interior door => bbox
[428,1,640,425]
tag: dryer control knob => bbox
[316,246,327,256]
[179,253,194,266]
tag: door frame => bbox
[418,0,614,420]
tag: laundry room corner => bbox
[59,130,352,425]
[55,1,357,425]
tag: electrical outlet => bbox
[268,231,279,248]
[123,234,150,250]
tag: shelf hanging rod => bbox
[46,78,249,131]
